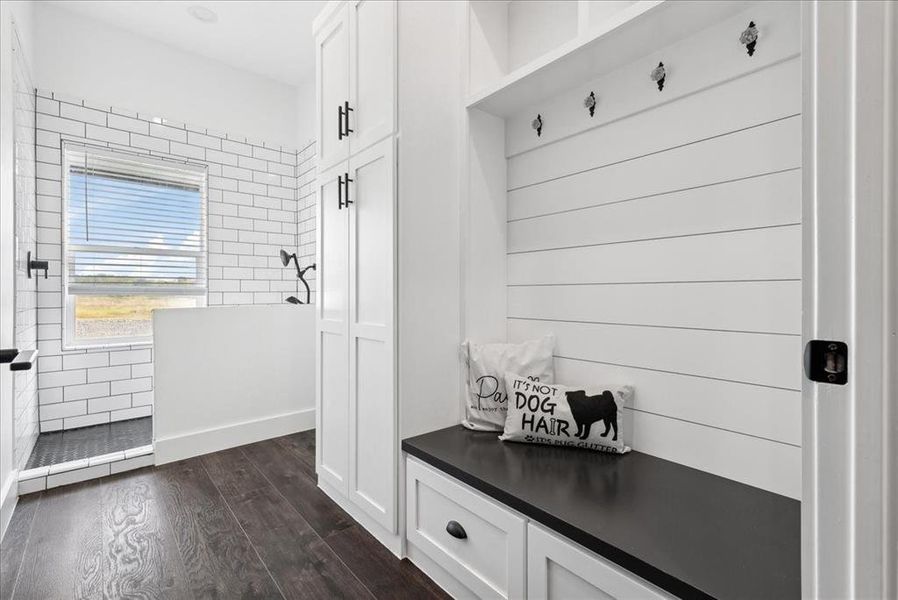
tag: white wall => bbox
[398,0,465,438]
[33,3,303,149]
[0,0,34,540]
[295,75,316,148]
[153,304,315,464]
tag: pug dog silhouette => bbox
[565,390,617,440]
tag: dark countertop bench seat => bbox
[402,425,800,600]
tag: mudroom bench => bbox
[402,426,800,600]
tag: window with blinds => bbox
[62,143,208,347]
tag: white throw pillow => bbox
[500,372,631,454]
[461,335,555,431]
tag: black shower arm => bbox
[297,264,316,305]
[298,274,311,305]
[283,252,315,304]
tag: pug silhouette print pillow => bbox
[461,335,555,431]
[500,372,631,454]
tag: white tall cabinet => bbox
[313,0,464,552]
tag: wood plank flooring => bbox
[0,431,450,600]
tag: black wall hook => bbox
[650,62,666,91]
[584,91,596,117]
[741,21,759,56]
[531,114,543,137]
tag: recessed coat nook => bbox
[456,0,804,597]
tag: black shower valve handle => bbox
[27,251,49,279]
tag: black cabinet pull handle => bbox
[344,173,354,206]
[343,101,354,135]
[338,105,345,140]
[446,520,467,539]
[337,175,344,209]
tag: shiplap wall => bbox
[504,2,801,499]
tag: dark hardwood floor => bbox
[0,431,450,600]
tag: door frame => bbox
[801,2,897,597]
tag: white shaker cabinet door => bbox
[316,161,350,496]
[348,0,396,155]
[347,138,396,532]
[317,5,351,172]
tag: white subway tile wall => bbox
[34,90,317,431]
[13,32,39,469]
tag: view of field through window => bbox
[65,150,206,344]
[74,295,202,341]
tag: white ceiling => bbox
[41,1,325,87]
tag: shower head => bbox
[279,249,293,267]
[279,249,314,305]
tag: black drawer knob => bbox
[446,520,467,540]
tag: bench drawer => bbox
[406,458,526,599]
[528,524,674,600]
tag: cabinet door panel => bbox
[318,329,349,493]
[353,151,391,326]
[349,0,396,154]
[348,138,396,531]
[319,172,348,323]
[317,6,350,171]
[316,163,349,495]
[353,337,391,513]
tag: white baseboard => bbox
[0,473,18,542]
[154,408,315,465]
[318,479,403,557]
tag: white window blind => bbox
[63,143,208,296]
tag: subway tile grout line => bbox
[38,92,305,154]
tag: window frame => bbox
[61,142,209,350]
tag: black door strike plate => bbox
[804,340,848,385]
